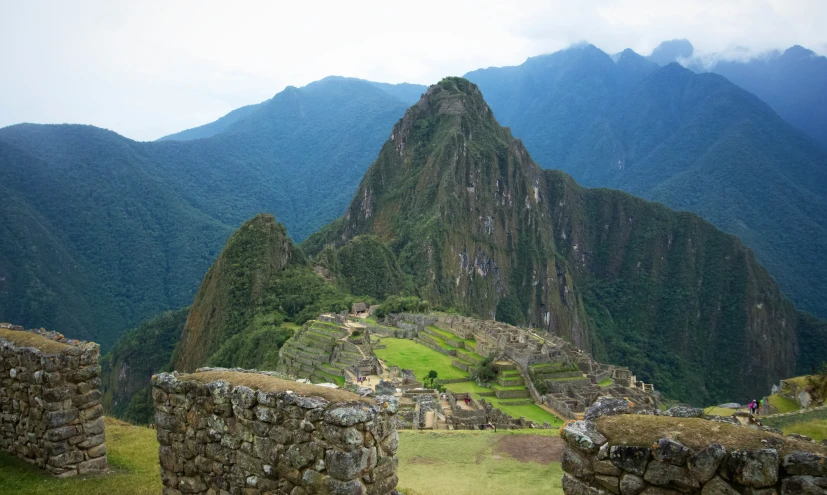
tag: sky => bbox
[1,0,825,141]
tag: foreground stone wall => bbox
[560,404,827,495]
[0,323,107,476]
[152,369,399,494]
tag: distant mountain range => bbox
[0,77,417,346]
[1,42,825,356]
[464,44,827,320]
[647,39,827,148]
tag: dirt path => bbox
[494,435,565,464]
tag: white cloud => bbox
[0,0,824,140]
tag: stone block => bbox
[783,452,827,476]
[653,439,692,466]
[563,421,608,454]
[721,449,779,488]
[619,474,645,495]
[78,456,107,474]
[44,408,79,428]
[563,446,595,478]
[644,460,699,491]
[610,446,651,476]
[688,444,726,483]
[563,473,609,495]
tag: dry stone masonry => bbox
[561,398,827,495]
[152,368,399,495]
[0,323,107,476]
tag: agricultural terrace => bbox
[373,325,563,426]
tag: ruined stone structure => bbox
[152,368,399,495]
[561,402,827,495]
[0,323,107,476]
[408,313,658,418]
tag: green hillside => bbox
[465,45,827,320]
[0,77,413,347]
[305,77,827,404]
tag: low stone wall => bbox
[0,324,107,476]
[152,368,399,494]
[561,408,827,495]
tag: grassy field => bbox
[0,418,161,495]
[374,338,468,380]
[704,406,738,416]
[764,408,827,442]
[768,394,801,413]
[0,417,563,495]
[397,430,563,495]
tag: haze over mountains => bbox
[1,40,825,370]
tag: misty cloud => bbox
[1,0,824,140]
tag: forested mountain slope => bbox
[0,77,415,346]
[647,40,827,148]
[464,45,827,319]
[306,77,827,404]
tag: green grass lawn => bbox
[704,406,737,416]
[397,430,563,495]
[769,394,801,413]
[375,338,467,380]
[446,381,494,394]
[0,418,161,495]
[597,378,613,387]
[764,408,827,442]
[489,401,563,426]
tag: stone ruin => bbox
[393,313,659,419]
[0,323,107,476]
[561,398,827,495]
[152,367,399,495]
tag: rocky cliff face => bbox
[307,77,825,403]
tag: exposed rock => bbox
[722,449,779,488]
[620,473,646,495]
[701,476,740,495]
[563,446,595,478]
[688,443,726,483]
[563,421,607,454]
[586,397,632,421]
[563,473,609,495]
[781,475,826,495]
[665,406,704,418]
[782,452,827,476]
[610,446,651,476]
[653,438,693,466]
[645,460,699,491]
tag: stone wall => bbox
[560,404,827,495]
[0,324,107,476]
[152,368,399,495]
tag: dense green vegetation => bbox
[174,214,360,372]
[0,77,416,348]
[465,44,827,320]
[101,308,188,424]
[308,76,827,404]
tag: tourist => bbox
[758,398,763,415]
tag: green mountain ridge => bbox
[464,45,827,319]
[0,77,416,347]
[304,77,827,403]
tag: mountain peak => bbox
[648,39,694,65]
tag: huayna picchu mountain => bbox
[304,77,827,404]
